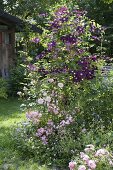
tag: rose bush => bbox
[68,145,113,170]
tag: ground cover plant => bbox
[13,3,113,170]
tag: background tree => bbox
[78,0,113,57]
[0,0,4,10]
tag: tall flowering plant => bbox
[22,5,105,142]
[17,4,111,167]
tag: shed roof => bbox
[0,10,42,33]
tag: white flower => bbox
[31,80,36,85]
[58,82,64,88]
[17,91,22,95]
[86,144,95,150]
[48,78,54,83]
[109,160,113,166]
[20,104,26,107]
[23,86,27,91]
[45,96,51,102]
[43,91,47,96]
[78,165,86,170]
[37,98,44,104]
[84,144,95,152]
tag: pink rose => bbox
[109,160,113,166]
[80,152,89,162]
[69,161,77,170]
[78,165,86,170]
[88,160,96,169]
[82,154,89,163]
[95,148,109,157]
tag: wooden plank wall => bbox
[0,30,15,78]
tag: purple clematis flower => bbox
[61,34,77,44]
[31,38,40,44]
[48,41,56,51]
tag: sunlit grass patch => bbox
[0,98,49,170]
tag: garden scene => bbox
[0,0,113,170]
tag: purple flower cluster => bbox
[39,13,48,17]
[31,38,40,44]
[91,35,100,41]
[76,26,85,35]
[71,69,95,83]
[28,6,102,86]
[36,41,56,60]
[36,51,47,60]
[38,68,49,76]
[61,34,77,44]
[50,6,69,29]
[50,66,68,74]
[78,57,90,69]
[55,6,68,16]
[50,19,61,29]
[90,23,96,33]
[69,56,97,82]
[59,116,73,128]
[50,16,68,29]
[47,41,56,51]
[48,103,59,115]
[36,120,54,145]
[28,64,37,71]
[73,9,86,17]
[26,111,42,123]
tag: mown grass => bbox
[0,98,49,170]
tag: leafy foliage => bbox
[78,0,113,56]
[0,78,8,98]
[12,4,113,169]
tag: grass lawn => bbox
[0,98,49,170]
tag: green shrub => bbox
[0,78,8,98]
[8,65,26,96]
[68,144,113,170]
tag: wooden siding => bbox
[0,29,15,78]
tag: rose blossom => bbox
[82,154,89,162]
[78,165,86,170]
[69,161,77,170]
[88,160,96,169]
[109,160,113,166]
[80,152,85,158]
[58,82,64,88]
[95,148,109,157]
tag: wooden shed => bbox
[0,10,42,78]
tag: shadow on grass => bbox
[0,98,50,170]
[0,98,23,120]
[0,126,49,170]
